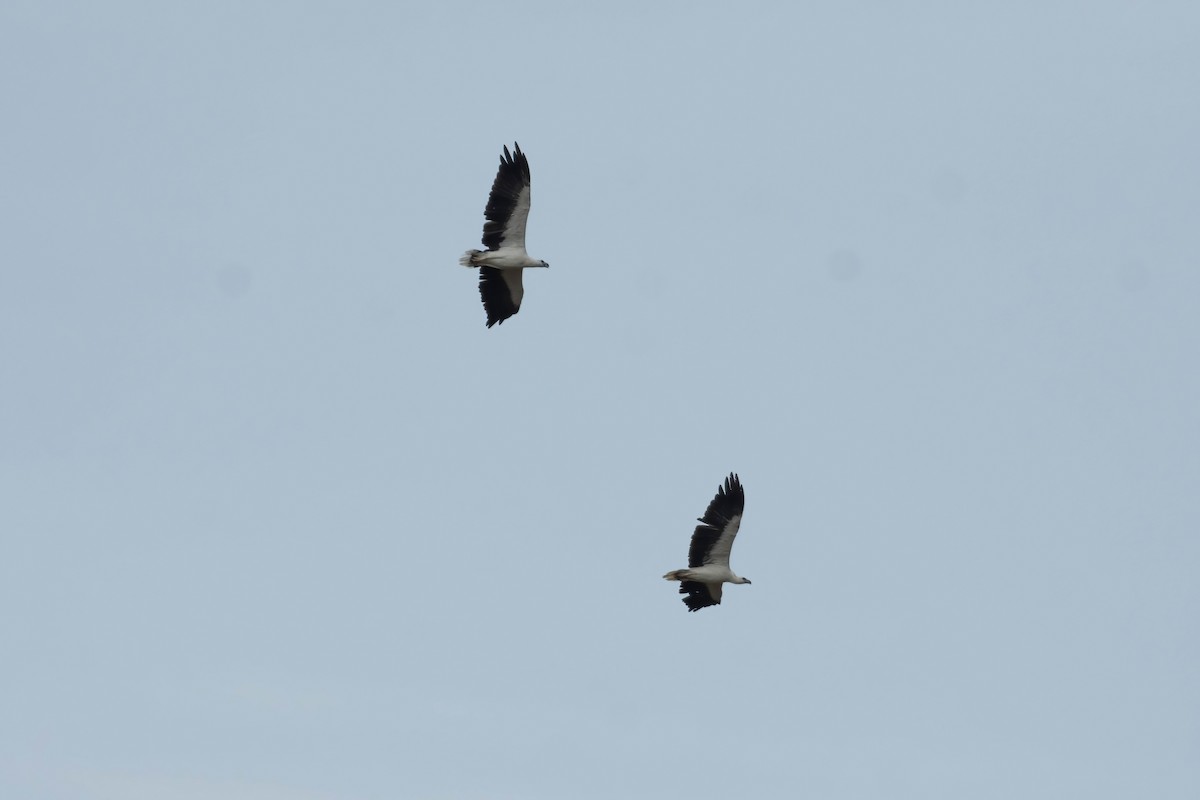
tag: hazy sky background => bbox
[2,2,1198,798]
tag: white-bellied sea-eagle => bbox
[459,142,549,328]
[663,473,751,612]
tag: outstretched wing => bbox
[687,473,745,568]
[481,143,532,251]
[478,267,524,328]
[678,580,723,612]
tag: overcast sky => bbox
[2,2,1198,798]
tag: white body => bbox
[459,247,546,269]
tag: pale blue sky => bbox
[2,2,1198,798]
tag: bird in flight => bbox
[459,142,549,327]
[663,473,752,611]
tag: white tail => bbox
[459,250,482,267]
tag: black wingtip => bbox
[679,580,720,611]
[478,266,520,329]
[720,473,744,506]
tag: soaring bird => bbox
[663,473,752,611]
[459,142,549,327]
